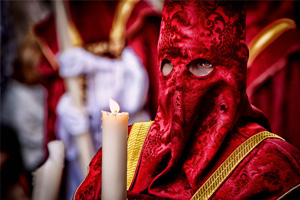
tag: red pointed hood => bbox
[131,1,269,199]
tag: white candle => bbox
[102,99,129,200]
[32,141,65,200]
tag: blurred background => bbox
[0,0,299,199]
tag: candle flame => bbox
[109,98,120,114]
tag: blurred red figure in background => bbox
[246,0,300,149]
[33,0,161,198]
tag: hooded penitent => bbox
[129,0,269,198]
[74,1,300,199]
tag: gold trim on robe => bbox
[84,0,138,56]
[277,183,300,200]
[68,21,83,47]
[190,131,284,200]
[126,124,284,199]
[248,18,296,66]
[110,0,139,43]
[127,121,154,190]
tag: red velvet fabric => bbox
[33,0,161,153]
[74,1,300,199]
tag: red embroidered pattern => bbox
[131,1,274,199]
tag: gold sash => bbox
[127,121,154,190]
[127,123,284,200]
[190,131,283,200]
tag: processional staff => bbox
[53,0,94,178]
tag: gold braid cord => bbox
[127,121,154,190]
[190,131,284,200]
[74,127,283,199]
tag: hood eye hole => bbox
[161,59,173,76]
[187,59,213,76]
